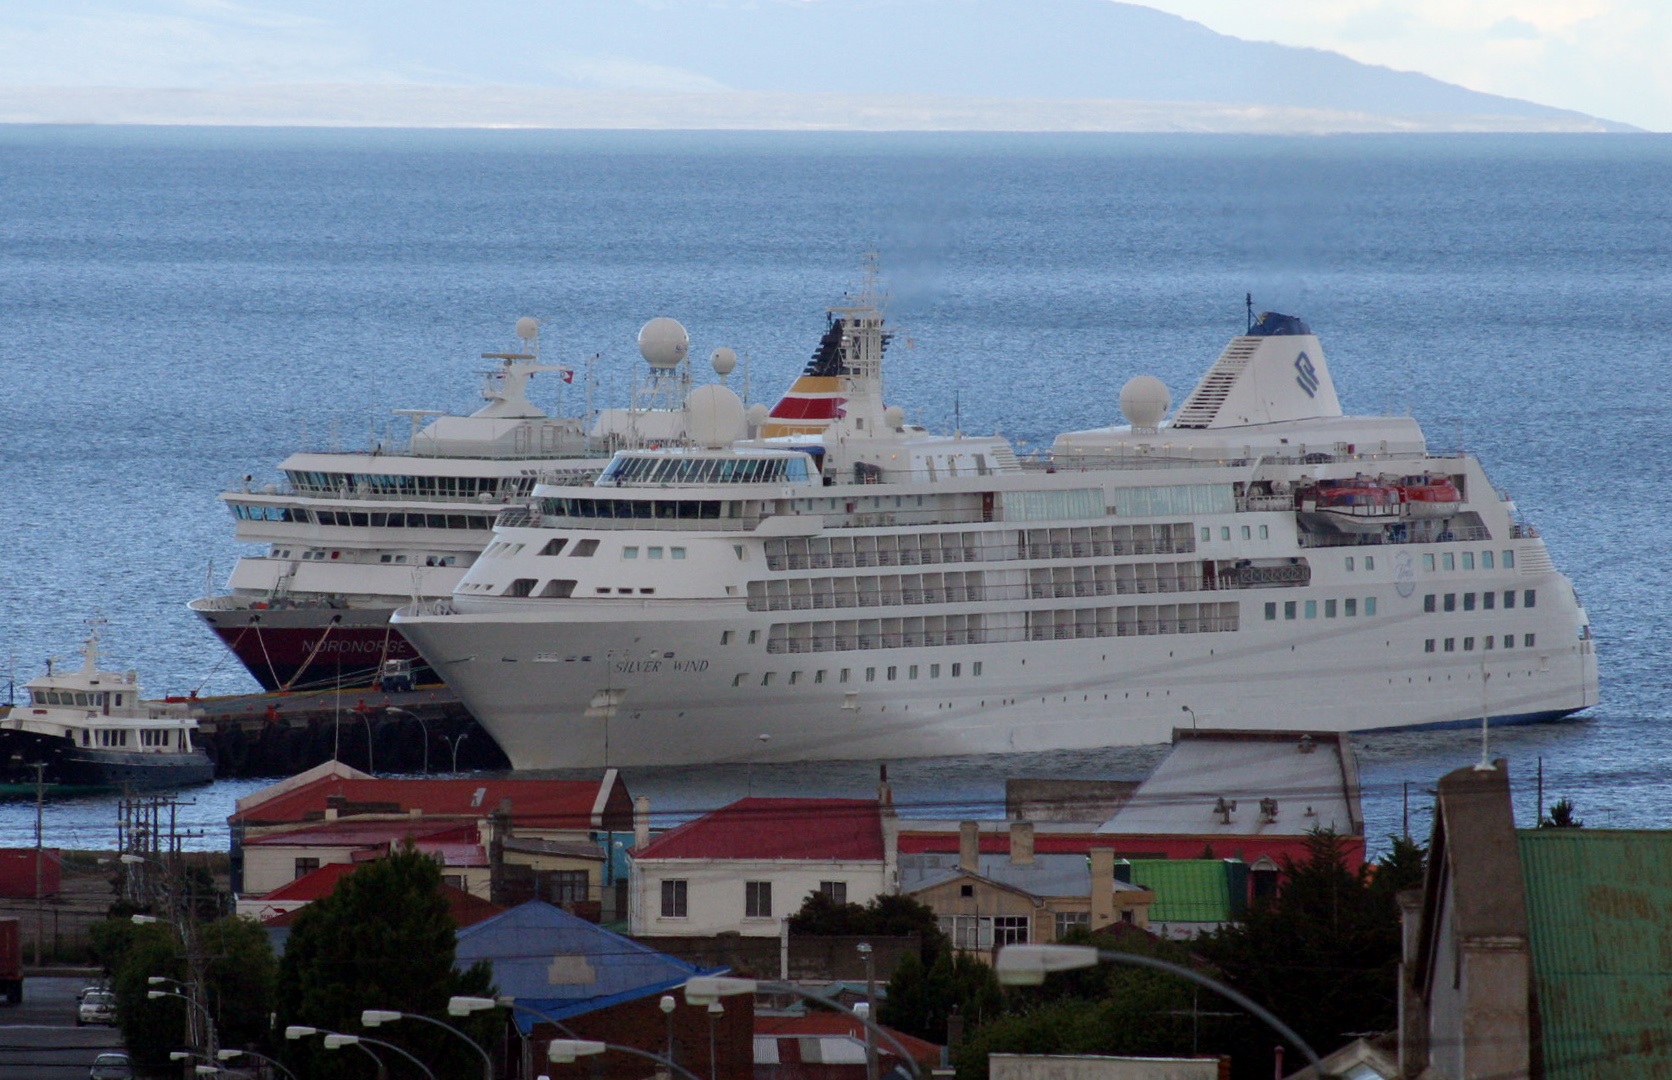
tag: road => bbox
[0,976,124,1080]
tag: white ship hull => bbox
[398,544,1596,770]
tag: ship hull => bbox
[0,728,215,789]
[191,603,430,691]
[396,578,1598,771]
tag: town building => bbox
[901,822,1153,953]
[755,1011,940,1080]
[1400,760,1672,1079]
[230,762,632,919]
[629,797,893,938]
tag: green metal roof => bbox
[1125,859,1245,923]
[1517,830,1672,1080]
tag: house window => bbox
[544,870,589,905]
[819,881,848,905]
[1345,556,1355,572]
[1344,598,1357,617]
[1524,589,1537,608]
[1053,911,1090,940]
[1324,599,1337,618]
[1365,597,1377,616]
[1524,633,1536,647]
[1284,601,1297,620]
[1504,590,1516,609]
[746,881,773,918]
[1463,593,1476,611]
[1264,602,1277,621]
[294,858,320,880]
[1443,593,1456,612]
[1483,592,1496,610]
[972,661,984,676]
[442,874,466,890]
[661,879,688,918]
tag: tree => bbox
[1194,831,1426,1069]
[789,890,950,963]
[881,948,1002,1043]
[276,845,497,1080]
[1541,798,1584,828]
[94,912,277,1075]
[951,929,1233,1080]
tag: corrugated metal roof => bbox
[1098,730,1359,837]
[1517,830,1672,1080]
[232,774,623,829]
[455,901,722,1031]
[634,798,883,862]
[1126,859,1242,923]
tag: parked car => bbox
[76,990,116,1026]
[88,1052,132,1079]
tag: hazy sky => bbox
[1,0,1666,131]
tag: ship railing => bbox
[402,598,457,617]
[1030,448,1448,472]
[1510,522,1541,539]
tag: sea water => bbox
[1,127,1669,851]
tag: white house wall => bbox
[630,859,887,937]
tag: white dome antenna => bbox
[710,347,737,378]
[686,385,746,449]
[883,405,905,430]
[1120,375,1171,432]
[639,317,689,371]
[745,402,770,432]
[515,316,540,342]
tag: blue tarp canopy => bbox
[454,901,726,1033]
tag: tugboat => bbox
[0,627,214,790]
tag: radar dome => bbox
[638,317,690,370]
[1119,375,1171,430]
[710,347,737,376]
[685,384,747,449]
[745,402,770,429]
[515,316,540,341]
[883,405,905,430]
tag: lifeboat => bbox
[1298,479,1403,533]
[1397,475,1462,516]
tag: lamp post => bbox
[386,707,429,774]
[449,995,704,1080]
[1181,705,1197,730]
[443,731,470,773]
[287,1024,437,1080]
[706,1002,722,1080]
[857,943,878,1080]
[681,977,923,1079]
[992,945,1324,1074]
[147,989,220,1053]
[216,1048,301,1080]
[363,1007,493,1080]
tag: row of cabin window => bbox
[1202,525,1272,542]
[283,472,532,498]
[1423,550,1515,572]
[660,878,848,919]
[234,504,494,530]
[79,728,183,748]
[1423,590,1535,613]
[732,661,986,687]
[32,689,126,707]
[1265,598,1379,620]
[1425,635,1535,652]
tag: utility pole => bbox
[859,942,878,1080]
[32,763,45,966]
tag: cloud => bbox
[544,54,730,93]
[1485,17,1541,40]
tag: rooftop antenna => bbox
[1245,293,1254,334]
[1473,665,1494,771]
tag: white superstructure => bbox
[393,290,1598,770]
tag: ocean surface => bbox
[1,127,1668,853]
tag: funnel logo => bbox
[1294,352,1320,398]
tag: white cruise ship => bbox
[392,287,1598,770]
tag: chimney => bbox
[634,795,652,850]
[1009,821,1035,866]
[324,793,345,821]
[1089,847,1116,928]
[877,763,893,809]
[958,821,980,872]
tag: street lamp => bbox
[706,1002,722,1080]
[288,1024,436,1080]
[148,989,220,1058]
[992,945,1322,1073]
[449,995,704,1080]
[857,942,878,1080]
[660,993,677,1069]
[386,707,429,774]
[363,1007,493,1080]
[442,731,470,772]
[682,976,922,1079]
[217,1048,301,1080]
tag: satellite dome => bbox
[685,384,747,449]
[515,316,540,341]
[638,317,690,370]
[710,347,737,376]
[883,405,905,430]
[745,402,770,429]
[1119,375,1171,429]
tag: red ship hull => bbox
[193,605,430,692]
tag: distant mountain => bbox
[0,0,1632,131]
[499,0,1626,128]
